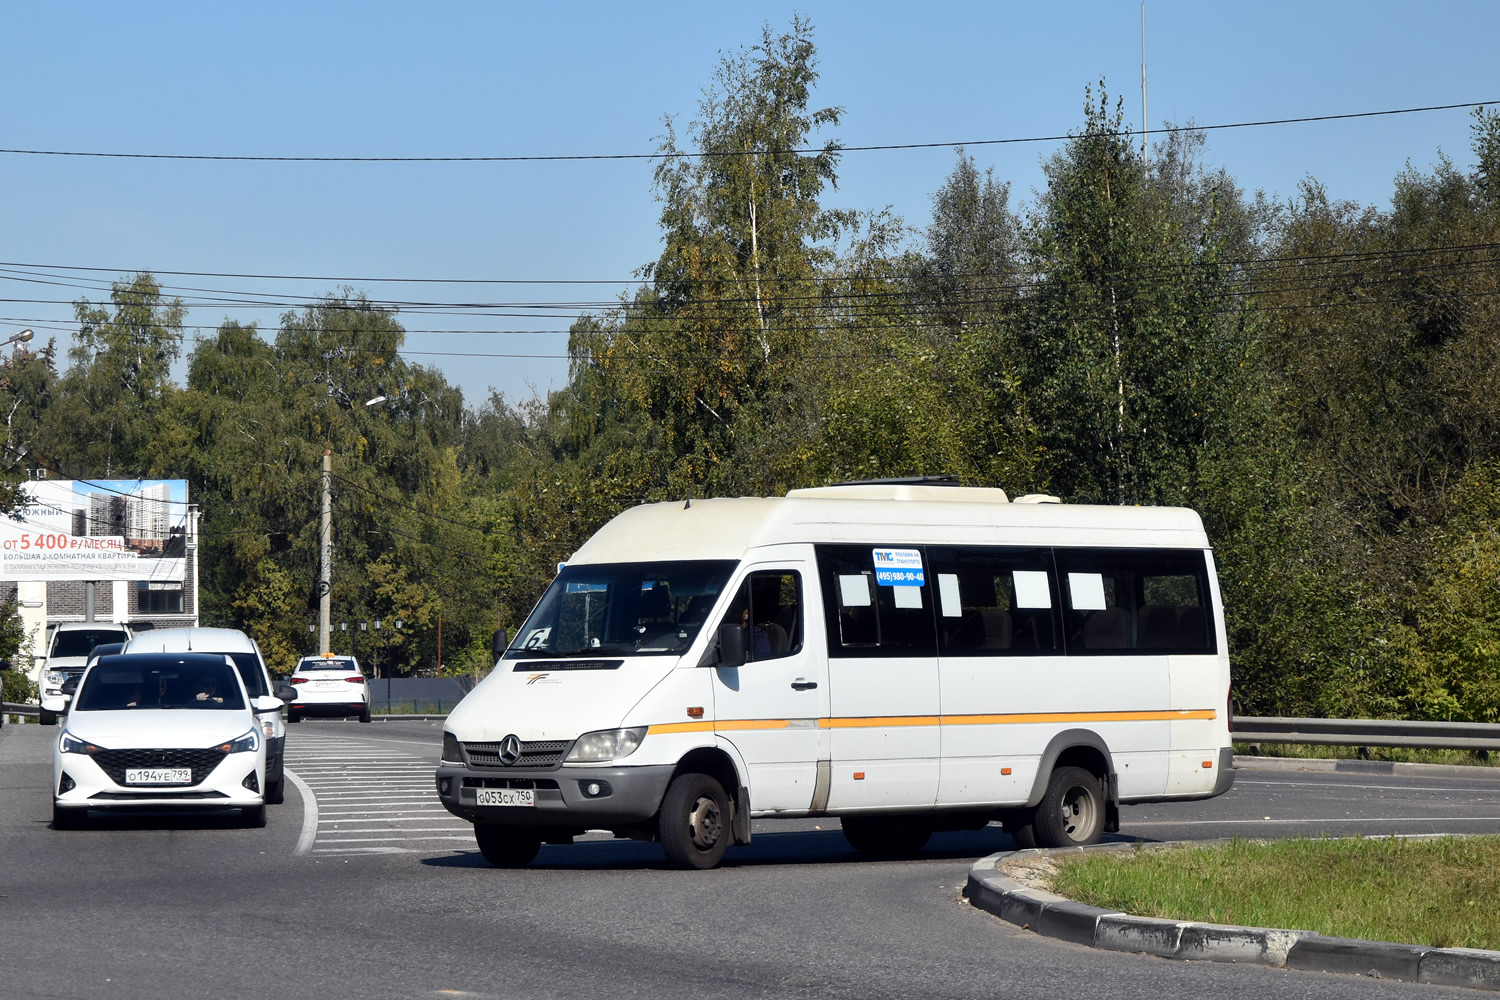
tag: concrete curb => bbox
[963,846,1500,991]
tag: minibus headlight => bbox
[442,732,462,763]
[566,727,647,762]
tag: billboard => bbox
[0,479,190,583]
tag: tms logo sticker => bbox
[525,673,560,685]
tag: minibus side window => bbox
[716,571,804,662]
[928,546,1060,655]
[1052,548,1217,655]
[815,545,938,657]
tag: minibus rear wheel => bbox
[659,772,731,869]
[1031,766,1104,847]
[475,825,541,867]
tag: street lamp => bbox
[318,394,387,655]
[3,329,34,349]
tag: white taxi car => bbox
[51,652,269,829]
[288,654,371,723]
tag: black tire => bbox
[52,804,86,830]
[1030,766,1105,848]
[358,706,371,724]
[265,776,285,805]
[1009,821,1038,850]
[840,815,932,857]
[474,825,541,867]
[658,772,731,870]
[241,804,267,828]
[39,708,57,727]
[286,712,301,724]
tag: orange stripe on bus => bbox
[649,709,1215,736]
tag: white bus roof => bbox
[568,486,1210,565]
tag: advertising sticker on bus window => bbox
[872,548,924,587]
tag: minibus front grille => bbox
[462,777,562,790]
[463,740,572,769]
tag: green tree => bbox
[38,273,185,477]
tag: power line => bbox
[0,101,1489,163]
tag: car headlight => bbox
[565,727,647,762]
[442,731,462,764]
[219,729,261,754]
[259,716,277,740]
[59,731,102,755]
[46,669,66,686]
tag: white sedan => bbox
[51,652,270,829]
[287,654,371,723]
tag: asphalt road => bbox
[4,718,1498,1000]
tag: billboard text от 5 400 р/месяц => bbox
[0,480,188,583]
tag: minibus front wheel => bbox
[659,772,731,870]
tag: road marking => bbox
[285,731,471,856]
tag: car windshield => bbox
[507,560,737,658]
[52,629,130,658]
[299,658,359,672]
[75,656,246,712]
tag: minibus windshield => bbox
[507,560,738,658]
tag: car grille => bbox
[91,747,229,786]
[462,740,571,769]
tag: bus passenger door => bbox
[709,564,827,813]
[816,546,941,811]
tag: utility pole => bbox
[1141,2,1149,161]
[319,449,332,655]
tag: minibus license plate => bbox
[477,788,534,807]
[125,768,192,785]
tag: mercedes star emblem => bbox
[498,734,522,766]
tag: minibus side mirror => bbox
[715,624,746,668]
[491,628,509,658]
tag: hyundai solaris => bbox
[52,652,270,829]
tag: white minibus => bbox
[435,482,1235,869]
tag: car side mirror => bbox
[61,675,81,696]
[253,695,285,713]
[714,624,746,668]
[274,683,298,703]
[491,628,509,658]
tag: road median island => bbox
[964,842,1500,991]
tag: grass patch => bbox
[1235,743,1499,767]
[1048,836,1500,949]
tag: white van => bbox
[38,622,135,726]
[121,628,296,804]
[435,483,1236,869]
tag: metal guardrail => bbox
[1233,716,1500,752]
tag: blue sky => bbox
[2,1,1494,408]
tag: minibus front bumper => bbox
[434,762,676,830]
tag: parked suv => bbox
[288,654,370,723]
[122,628,296,804]
[39,622,135,726]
